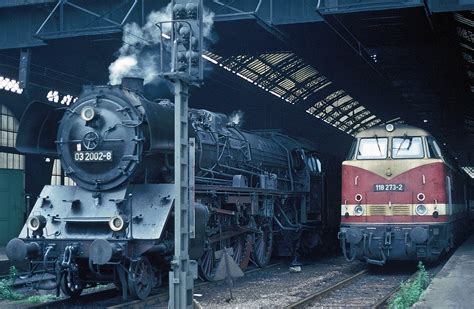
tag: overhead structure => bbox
[454,12,473,95]
[203,50,381,135]
[0,0,473,170]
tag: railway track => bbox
[286,269,369,309]
[28,262,284,309]
[286,267,416,309]
[27,262,440,308]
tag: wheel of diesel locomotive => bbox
[60,272,83,298]
[128,257,154,300]
[252,218,273,268]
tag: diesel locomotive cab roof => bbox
[354,124,431,138]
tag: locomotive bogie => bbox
[339,223,456,264]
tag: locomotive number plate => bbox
[74,151,113,162]
[374,184,404,192]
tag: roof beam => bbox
[212,0,324,25]
[299,83,339,110]
[0,0,55,8]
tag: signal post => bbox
[158,1,203,308]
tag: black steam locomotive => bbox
[6,78,339,299]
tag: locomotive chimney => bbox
[121,77,144,94]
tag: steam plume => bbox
[109,3,215,85]
[228,110,245,127]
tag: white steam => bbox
[109,56,137,85]
[228,110,245,127]
[108,3,215,85]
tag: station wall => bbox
[0,104,25,246]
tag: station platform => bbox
[415,234,474,308]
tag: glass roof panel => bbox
[305,89,381,135]
[202,51,382,135]
[462,166,474,178]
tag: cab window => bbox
[306,155,321,173]
[426,137,441,159]
[392,136,424,159]
[291,149,306,171]
[356,137,388,159]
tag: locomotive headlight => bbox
[81,106,95,121]
[109,215,125,232]
[354,205,364,216]
[415,204,427,216]
[27,215,47,231]
[385,124,394,132]
[417,193,425,202]
[355,194,363,203]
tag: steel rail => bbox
[286,269,369,309]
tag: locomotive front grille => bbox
[367,205,412,216]
[392,205,411,216]
[368,205,386,215]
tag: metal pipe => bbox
[121,0,138,25]
[273,216,299,231]
[368,232,373,255]
[213,0,262,19]
[65,1,121,26]
[341,233,356,262]
[128,193,133,240]
[269,135,294,191]
[365,249,386,266]
[276,203,301,228]
[195,176,231,185]
[316,1,408,10]
[35,0,62,35]
[35,247,61,290]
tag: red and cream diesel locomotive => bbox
[339,124,470,265]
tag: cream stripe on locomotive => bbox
[342,159,443,180]
[341,203,466,216]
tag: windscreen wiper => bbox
[374,134,382,156]
[396,134,409,155]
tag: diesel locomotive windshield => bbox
[392,136,424,159]
[356,137,388,159]
[355,136,425,159]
